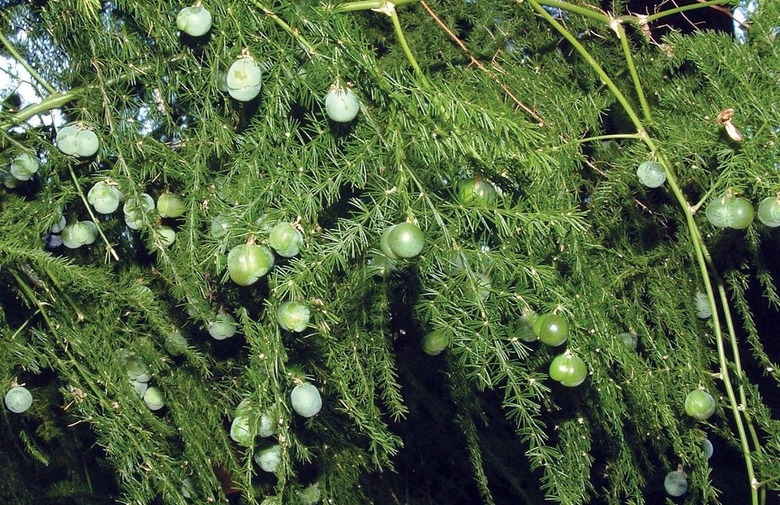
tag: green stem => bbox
[528,0,648,142]
[537,0,609,24]
[333,0,419,13]
[527,0,761,502]
[1,91,79,130]
[687,225,760,505]
[634,0,733,25]
[66,164,120,262]
[10,268,119,419]
[2,57,177,130]
[616,22,651,122]
[0,31,57,95]
[249,0,316,56]
[383,2,428,86]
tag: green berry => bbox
[176,5,213,37]
[4,386,33,413]
[277,301,311,332]
[226,57,262,101]
[291,382,322,417]
[636,161,666,188]
[9,153,39,181]
[385,222,425,259]
[208,312,237,340]
[88,181,123,214]
[254,444,281,473]
[324,87,360,122]
[157,192,186,218]
[143,386,165,410]
[422,330,450,355]
[227,243,274,285]
[61,221,98,249]
[268,222,303,257]
[230,416,253,447]
[684,389,716,420]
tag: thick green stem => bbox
[528,0,761,502]
[537,0,609,24]
[684,197,758,505]
[333,0,419,13]
[382,2,428,86]
[528,0,648,140]
[0,31,57,95]
[1,91,79,130]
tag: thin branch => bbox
[419,1,544,125]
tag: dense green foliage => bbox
[1,0,779,504]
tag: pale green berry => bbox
[9,153,39,181]
[61,221,98,249]
[325,87,360,122]
[157,192,186,218]
[176,6,213,37]
[277,301,311,332]
[143,386,165,410]
[56,125,79,155]
[88,181,123,214]
[4,386,33,413]
[226,57,262,101]
[636,161,666,188]
[230,416,253,447]
[74,129,99,157]
[210,214,230,239]
[254,444,281,473]
[268,222,303,257]
[258,409,278,437]
[164,331,188,356]
[208,312,237,340]
[290,382,322,417]
[156,226,176,246]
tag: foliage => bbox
[1,0,779,504]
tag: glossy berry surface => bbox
[4,386,33,413]
[385,222,425,259]
[157,192,186,218]
[277,301,311,332]
[61,221,98,249]
[458,178,497,205]
[549,352,587,387]
[88,181,123,214]
[268,222,303,257]
[9,153,39,181]
[706,195,755,229]
[227,243,274,286]
[143,386,165,411]
[208,312,237,340]
[422,330,450,355]
[636,161,666,188]
[664,470,688,497]
[757,196,780,227]
[536,313,569,346]
[230,416,253,447]
[684,389,716,420]
[254,444,281,473]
